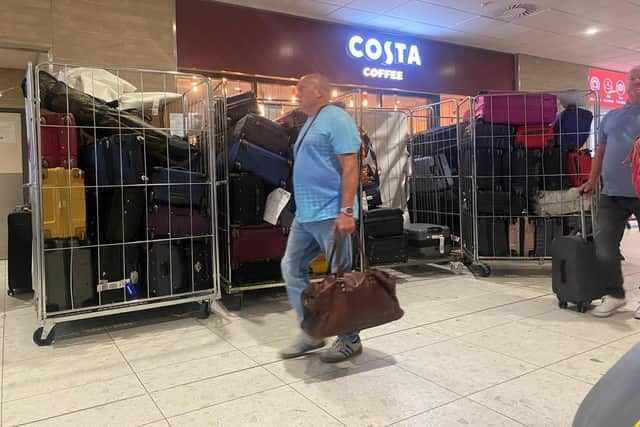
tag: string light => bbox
[348,99,355,108]
[332,89,338,98]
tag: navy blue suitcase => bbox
[150,167,208,208]
[506,147,542,195]
[228,140,292,188]
[80,140,111,187]
[233,114,290,156]
[80,134,146,186]
[553,106,593,150]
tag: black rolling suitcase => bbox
[534,217,564,257]
[232,261,282,285]
[476,191,527,216]
[233,114,290,156]
[148,242,187,297]
[225,92,259,128]
[365,233,408,266]
[552,195,603,312]
[476,217,510,256]
[507,148,542,196]
[44,240,97,312]
[404,223,451,258]
[543,146,570,191]
[103,187,147,243]
[275,108,308,144]
[8,209,33,294]
[183,240,214,291]
[229,173,265,225]
[97,244,145,304]
[364,208,404,237]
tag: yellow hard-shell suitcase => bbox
[309,253,328,275]
[42,167,86,239]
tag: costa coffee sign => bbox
[589,67,628,107]
[346,34,422,82]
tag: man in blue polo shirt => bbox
[279,74,362,363]
[582,65,640,319]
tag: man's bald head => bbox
[297,73,331,114]
[629,65,640,104]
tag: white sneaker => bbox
[634,305,640,320]
[591,296,627,318]
[279,332,325,359]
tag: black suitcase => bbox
[225,92,259,128]
[233,114,290,156]
[413,154,454,192]
[552,199,603,312]
[97,244,145,304]
[476,217,510,256]
[364,208,404,237]
[476,191,526,216]
[543,146,570,191]
[507,147,542,195]
[471,147,505,191]
[103,187,147,243]
[365,233,409,266]
[44,240,97,312]
[470,120,515,151]
[148,241,187,297]
[275,108,308,144]
[534,217,564,257]
[8,209,33,294]
[183,239,214,291]
[150,167,208,208]
[105,134,147,185]
[230,173,265,225]
[232,261,282,285]
[404,223,451,258]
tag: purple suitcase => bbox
[148,205,211,238]
[231,224,288,267]
[475,93,558,125]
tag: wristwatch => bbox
[340,207,354,217]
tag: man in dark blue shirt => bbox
[582,65,640,319]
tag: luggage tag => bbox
[263,187,291,225]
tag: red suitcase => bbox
[231,224,288,267]
[148,205,211,239]
[475,93,557,125]
[567,149,592,187]
[514,125,555,149]
[40,113,78,168]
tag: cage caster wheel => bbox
[198,300,210,320]
[222,292,243,311]
[478,264,491,277]
[33,326,56,347]
[558,300,568,309]
[7,289,14,296]
[462,255,473,267]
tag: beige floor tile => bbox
[2,332,114,364]
[21,395,164,427]
[399,278,498,302]
[138,349,257,391]
[547,343,634,385]
[168,386,342,427]
[202,312,301,349]
[151,366,283,418]
[460,321,600,366]
[395,339,537,395]
[3,343,132,402]
[263,351,364,384]
[448,292,533,312]
[533,314,640,345]
[291,360,459,427]
[470,369,592,427]
[392,398,523,427]
[139,421,170,427]
[360,326,450,357]
[608,332,640,351]
[114,327,235,373]
[3,375,145,426]
[399,300,475,326]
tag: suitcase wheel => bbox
[33,326,56,347]
[558,300,568,309]
[576,301,591,314]
[198,300,210,320]
[222,291,243,311]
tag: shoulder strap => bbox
[294,104,329,157]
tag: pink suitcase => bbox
[40,113,78,168]
[231,224,288,267]
[475,93,557,125]
[148,205,211,238]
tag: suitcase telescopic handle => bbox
[578,190,588,243]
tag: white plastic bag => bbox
[536,187,591,216]
[57,67,137,102]
[116,92,182,113]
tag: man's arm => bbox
[581,144,605,194]
[335,153,359,235]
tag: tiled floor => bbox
[1,232,639,427]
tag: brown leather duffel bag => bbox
[301,243,404,338]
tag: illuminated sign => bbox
[588,67,628,107]
[347,35,422,82]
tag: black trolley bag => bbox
[552,193,604,313]
[8,208,33,294]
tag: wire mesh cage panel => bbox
[25,62,222,344]
[458,90,599,276]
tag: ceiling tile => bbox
[513,9,600,34]
[343,0,408,14]
[328,7,378,24]
[532,0,604,14]
[423,0,514,16]
[386,1,476,26]
[590,1,640,31]
[365,15,423,32]
[590,28,640,51]
[455,16,530,38]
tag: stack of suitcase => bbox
[225,98,299,284]
[362,208,408,266]
[32,104,216,312]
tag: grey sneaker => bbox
[592,296,627,318]
[279,332,325,359]
[634,305,640,320]
[319,338,363,363]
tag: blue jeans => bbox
[281,218,360,342]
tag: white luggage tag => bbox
[264,188,291,226]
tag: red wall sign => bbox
[589,68,628,107]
